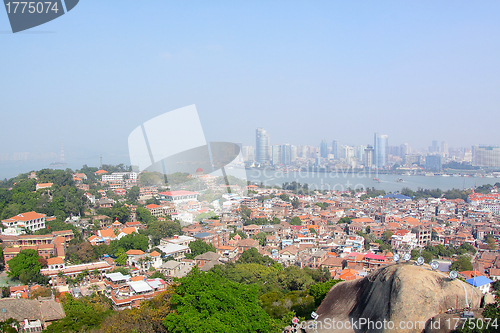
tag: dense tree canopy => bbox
[450,255,473,272]
[163,268,277,333]
[185,239,216,259]
[45,294,113,333]
[144,219,182,246]
[7,249,48,285]
[7,249,41,279]
[0,169,87,221]
[111,233,149,252]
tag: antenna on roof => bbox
[100,155,102,168]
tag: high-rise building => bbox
[320,140,328,159]
[355,145,366,161]
[364,146,374,168]
[441,141,449,158]
[341,145,354,160]
[405,154,422,165]
[281,144,292,165]
[331,140,339,160]
[429,140,439,154]
[271,145,282,165]
[242,146,254,162]
[426,155,442,172]
[256,128,270,164]
[297,145,307,158]
[473,145,500,167]
[290,145,297,163]
[400,143,410,158]
[374,133,388,168]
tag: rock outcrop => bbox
[304,263,482,333]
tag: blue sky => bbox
[1,1,500,166]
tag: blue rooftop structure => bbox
[465,276,493,287]
[193,232,212,238]
[383,193,412,200]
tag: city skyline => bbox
[2,1,500,161]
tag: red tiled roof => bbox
[159,190,198,196]
[126,249,145,255]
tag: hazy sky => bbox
[1,1,500,165]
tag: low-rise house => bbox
[466,276,493,294]
[117,227,138,239]
[157,243,191,260]
[216,245,238,261]
[158,260,193,281]
[36,183,53,191]
[160,235,196,247]
[0,298,65,331]
[103,272,168,310]
[2,211,46,234]
[236,238,259,254]
[279,245,299,265]
[9,285,29,299]
[41,261,112,288]
[194,252,222,271]
[126,250,162,273]
[97,228,117,244]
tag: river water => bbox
[2,161,497,193]
[245,169,498,192]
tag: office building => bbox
[255,128,270,164]
[429,140,439,154]
[271,145,282,165]
[242,146,254,162]
[281,144,292,165]
[473,145,500,168]
[425,155,442,172]
[290,145,297,163]
[320,140,328,159]
[441,141,449,158]
[374,133,388,168]
[364,146,374,168]
[400,143,410,158]
[331,140,339,160]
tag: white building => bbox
[158,190,198,204]
[391,232,418,253]
[1,211,46,233]
[102,172,138,182]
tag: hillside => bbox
[304,263,482,333]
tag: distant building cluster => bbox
[241,128,500,172]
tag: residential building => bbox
[256,128,270,164]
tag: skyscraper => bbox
[400,143,410,158]
[242,146,254,162]
[429,140,439,153]
[355,145,366,161]
[426,155,442,172]
[281,144,292,165]
[271,145,282,165]
[364,145,374,168]
[331,140,339,160]
[374,133,388,168]
[256,128,270,164]
[473,145,500,167]
[290,145,297,163]
[441,141,449,158]
[320,140,328,159]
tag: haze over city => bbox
[4,2,500,332]
[2,1,500,172]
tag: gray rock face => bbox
[303,264,482,333]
